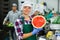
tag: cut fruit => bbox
[32,15,46,28]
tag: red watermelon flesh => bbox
[32,16,46,28]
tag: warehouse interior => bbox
[0,0,60,40]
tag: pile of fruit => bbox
[52,16,60,24]
[5,22,14,27]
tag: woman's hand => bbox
[32,28,43,35]
[23,28,43,39]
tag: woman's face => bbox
[23,6,31,15]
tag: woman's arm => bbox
[14,19,32,39]
[23,28,43,39]
[14,19,23,39]
[14,18,43,39]
[23,32,32,39]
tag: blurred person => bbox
[50,13,58,23]
[52,8,56,14]
[31,9,42,17]
[3,3,20,40]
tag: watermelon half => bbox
[32,15,46,28]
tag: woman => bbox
[14,1,42,40]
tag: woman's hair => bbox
[21,1,32,10]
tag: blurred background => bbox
[0,0,60,40]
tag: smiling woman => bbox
[14,1,43,40]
